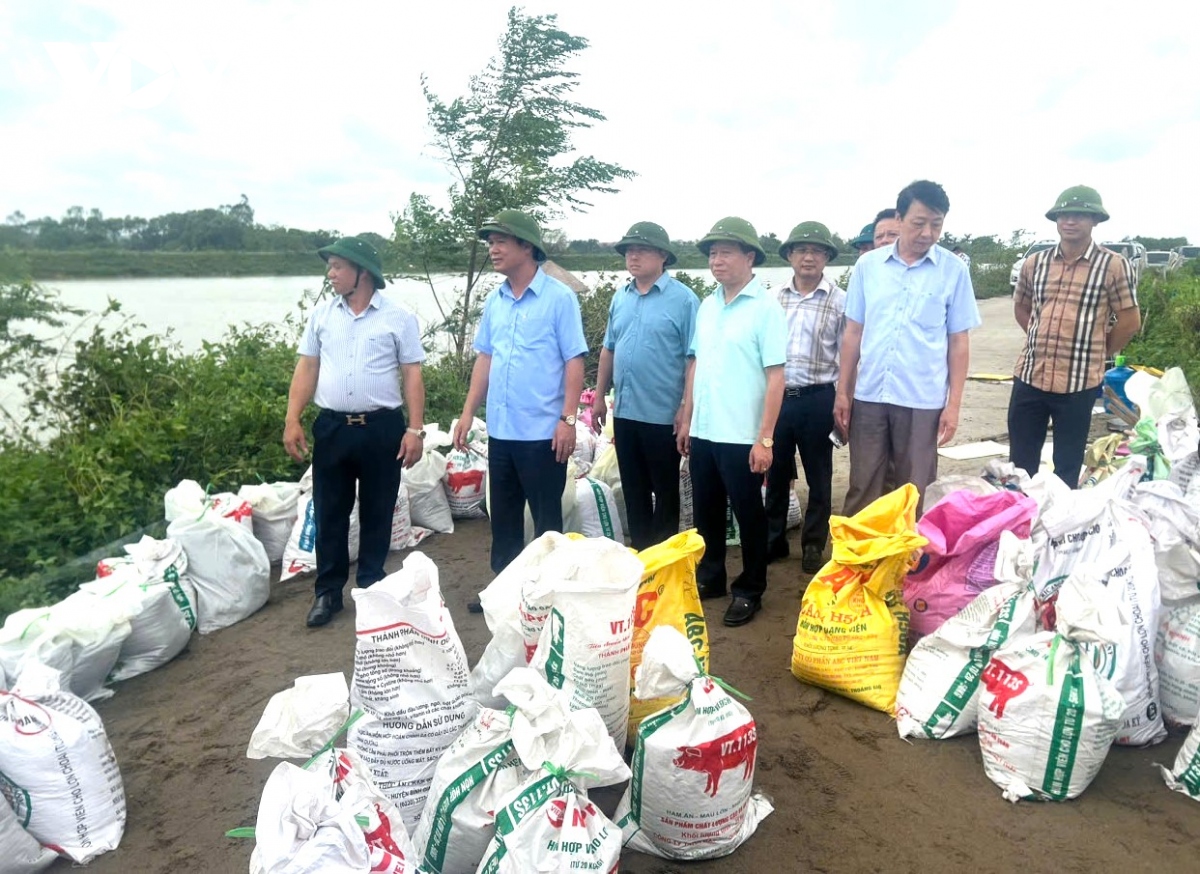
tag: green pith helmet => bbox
[477,210,547,262]
[1045,185,1110,223]
[317,236,387,289]
[780,221,840,261]
[613,221,677,267]
[848,223,875,248]
[696,216,766,266]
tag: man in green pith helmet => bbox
[1007,185,1140,486]
[848,223,875,256]
[765,222,845,574]
[592,221,699,549]
[284,236,427,628]
[678,217,786,628]
[454,210,587,609]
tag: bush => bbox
[1124,263,1200,404]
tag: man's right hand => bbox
[833,392,852,439]
[591,396,607,434]
[676,420,691,457]
[452,414,472,452]
[283,420,308,462]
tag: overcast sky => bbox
[4,0,1199,248]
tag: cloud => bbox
[2,0,1199,246]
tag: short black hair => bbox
[897,180,950,217]
[874,208,900,223]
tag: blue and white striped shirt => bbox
[298,292,425,412]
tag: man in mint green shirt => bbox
[677,217,786,627]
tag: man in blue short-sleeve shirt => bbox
[284,236,426,629]
[592,221,699,549]
[834,180,981,516]
[678,217,786,628]
[454,211,587,603]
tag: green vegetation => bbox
[1124,259,1200,405]
[19,249,321,280]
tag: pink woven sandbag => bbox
[904,490,1037,643]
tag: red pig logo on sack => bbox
[447,469,485,495]
[982,659,1029,718]
[673,722,758,796]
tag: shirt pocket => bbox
[364,335,398,374]
[516,314,552,351]
[641,311,682,352]
[910,292,946,329]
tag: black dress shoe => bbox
[767,542,790,564]
[802,544,825,574]
[467,598,483,614]
[697,582,728,601]
[306,594,342,628]
[723,596,760,627]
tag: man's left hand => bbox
[749,443,773,476]
[551,420,575,464]
[937,406,960,447]
[398,433,424,468]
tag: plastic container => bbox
[1103,355,1136,415]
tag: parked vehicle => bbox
[1008,240,1057,289]
[1172,244,1200,263]
[1100,241,1148,287]
[1145,250,1181,275]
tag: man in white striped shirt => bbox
[284,237,426,628]
[765,222,846,573]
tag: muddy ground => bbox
[68,297,1196,873]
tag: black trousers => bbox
[1007,378,1097,489]
[766,384,835,554]
[311,407,405,602]
[690,437,768,601]
[488,437,568,575]
[613,417,681,550]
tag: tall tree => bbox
[394,7,634,362]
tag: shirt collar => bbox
[623,271,669,295]
[884,241,941,267]
[719,275,765,303]
[1053,240,1099,262]
[500,266,547,300]
[335,290,381,311]
[781,274,834,296]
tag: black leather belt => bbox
[320,407,401,427]
[784,383,835,398]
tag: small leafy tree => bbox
[394,7,634,363]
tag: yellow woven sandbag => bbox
[627,530,709,744]
[790,485,928,713]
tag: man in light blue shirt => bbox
[678,217,786,628]
[454,211,587,600]
[284,236,426,628]
[591,221,698,549]
[834,180,981,516]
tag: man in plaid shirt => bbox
[765,221,845,573]
[1008,185,1140,486]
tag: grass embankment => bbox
[22,249,319,280]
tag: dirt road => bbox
[66,297,1196,873]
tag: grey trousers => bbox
[843,400,941,517]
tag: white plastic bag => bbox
[468,534,572,709]
[239,482,302,563]
[390,484,432,552]
[168,503,270,634]
[405,450,454,534]
[0,663,125,864]
[924,474,999,510]
[475,706,629,874]
[164,478,208,521]
[250,761,370,874]
[0,598,132,703]
[590,443,629,535]
[896,579,1038,739]
[977,572,1128,802]
[280,493,361,582]
[0,798,56,871]
[525,536,643,749]
[1130,480,1200,604]
[247,673,351,760]
[413,670,570,874]
[347,553,475,832]
[566,477,624,542]
[1156,600,1200,727]
[616,627,773,860]
[1159,703,1200,801]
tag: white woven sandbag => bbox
[280,494,361,582]
[167,506,270,634]
[1157,600,1200,727]
[405,450,454,534]
[0,797,56,871]
[1159,702,1200,801]
[238,482,302,563]
[0,663,125,864]
[246,673,350,760]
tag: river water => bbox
[2,265,850,424]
